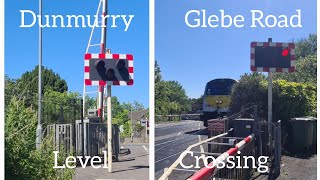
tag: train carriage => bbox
[201,78,237,126]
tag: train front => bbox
[202,78,237,126]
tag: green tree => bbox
[17,65,68,96]
[155,60,162,84]
[274,34,317,85]
[85,95,96,110]
[5,76,18,107]
[42,90,81,124]
[294,34,317,59]
[189,95,203,112]
[230,73,268,117]
[273,55,316,85]
[156,80,190,115]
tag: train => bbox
[201,78,237,127]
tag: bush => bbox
[230,73,268,117]
[5,97,74,180]
[273,80,316,126]
[230,74,316,124]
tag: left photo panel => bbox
[5,0,149,179]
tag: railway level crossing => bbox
[159,106,282,180]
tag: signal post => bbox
[250,38,295,150]
[84,0,134,173]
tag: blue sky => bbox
[5,0,149,107]
[156,0,317,98]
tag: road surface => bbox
[74,144,149,180]
[155,120,207,180]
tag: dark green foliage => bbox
[230,75,316,123]
[230,73,268,117]
[17,65,68,95]
[189,95,203,112]
[155,60,162,84]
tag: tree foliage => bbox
[155,61,191,115]
[189,95,203,112]
[294,34,317,59]
[5,65,144,178]
[17,65,68,94]
[230,75,316,124]
[155,60,162,84]
[230,73,268,116]
[104,97,145,138]
[5,97,74,180]
[156,80,190,115]
[273,34,317,85]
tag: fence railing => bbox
[155,114,201,123]
[158,132,229,180]
[42,99,82,125]
[188,134,255,180]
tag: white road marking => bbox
[177,132,181,136]
[198,122,206,164]
[142,145,148,153]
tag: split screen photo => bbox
[3,0,318,180]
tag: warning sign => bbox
[208,119,225,132]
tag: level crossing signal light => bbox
[84,53,134,86]
[250,42,295,72]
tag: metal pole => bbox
[107,85,112,172]
[81,99,84,158]
[36,0,43,149]
[267,38,273,152]
[131,106,133,142]
[98,0,108,121]
[82,86,86,116]
[267,38,272,124]
[268,73,272,123]
[99,0,111,172]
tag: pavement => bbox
[74,144,149,180]
[278,155,317,180]
[155,120,208,180]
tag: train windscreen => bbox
[205,79,236,96]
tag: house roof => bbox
[128,109,148,123]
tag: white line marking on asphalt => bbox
[177,132,181,136]
[198,122,206,164]
[142,145,148,153]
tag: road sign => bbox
[208,119,225,132]
[250,42,295,73]
[84,53,134,86]
[140,119,149,127]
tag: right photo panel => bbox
[155,1,317,180]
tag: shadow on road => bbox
[112,165,149,173]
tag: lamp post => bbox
[36,0,43,149]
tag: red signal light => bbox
[282,49,289,57]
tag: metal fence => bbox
[257,120,281,177]
[42,99,82,125]
[46,120,120,160]
[186,134,256,180]
[155,114,201,123]
[47,123,74,155]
